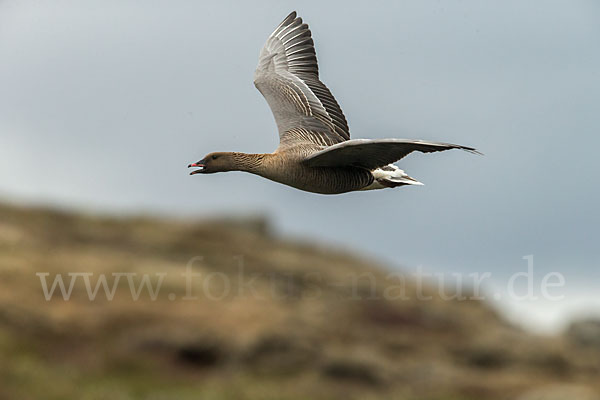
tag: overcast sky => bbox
[1,0,599,332]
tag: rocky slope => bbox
[0,202,598,400]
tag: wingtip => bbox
[284,11,297,24]
[272,11,299,36]
[458,145,483,156]
[467,148,484,156]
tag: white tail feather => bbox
[361,164,423,190]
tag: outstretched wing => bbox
[254,11,350,148]
[302,139,481,169]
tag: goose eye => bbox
[211,155,218,160]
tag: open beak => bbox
[188,161,206,175]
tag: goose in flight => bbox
[188,11,479,194]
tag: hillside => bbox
[0,202,598,400]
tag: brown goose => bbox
[188,11,479,195]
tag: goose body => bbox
[189,12,479,194]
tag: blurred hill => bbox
[0,202,598,400]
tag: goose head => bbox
[188,152,237,174]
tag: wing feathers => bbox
[254,12,350,147]
[271,11,297,37]
[302,139,480,169]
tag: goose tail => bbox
[381,173,424,188]
[362,164,423,190]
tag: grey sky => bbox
[1,0,599,332]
